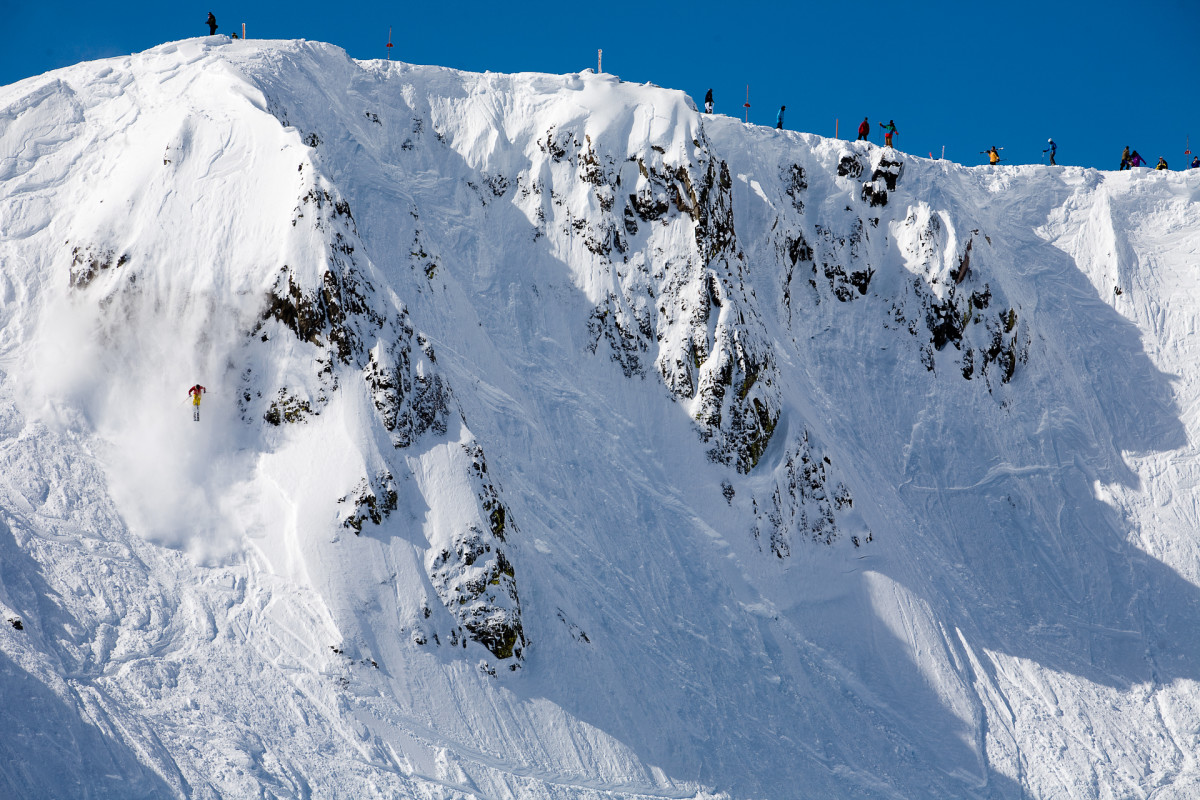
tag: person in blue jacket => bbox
[1044,138,1057,165]
[1190,156,1199,169]
[879,119,898,147]
[776,105,785,130]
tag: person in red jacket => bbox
[188,384,206,421]
[857,117,870,141]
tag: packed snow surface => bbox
[3,36,1200,799]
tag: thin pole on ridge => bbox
[598,49,602,73]
[387,27,393,60]
[835,118,839,139]
[744,85,750,124]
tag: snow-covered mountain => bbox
[3,36,1200,799]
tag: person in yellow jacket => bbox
[1155,157,1169,171]
[188,384,207,421]
[987,146,1001,165]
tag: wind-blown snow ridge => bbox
[3,36,1200,799]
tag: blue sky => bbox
[5,0,1197,169]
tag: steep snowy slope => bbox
[3,36,1200,799]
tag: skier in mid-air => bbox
[189,384,207,421]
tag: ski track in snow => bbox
[3,36,1200,799]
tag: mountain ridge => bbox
[2,36,1200,799]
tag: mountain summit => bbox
[3,37,1200,799]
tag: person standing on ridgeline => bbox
[1044,138,1057,165]
[987,146,1001,165]
[857,117,870,141]
[1155,156,1169,170]
[206,12,218,35]
[776,105,785,130]
[1190,156,1200,169]
[188,384,207,422]
[1129,150,1146,167]
[1119,146,1131,170]
[879,119,897,147]
[704,88,713,114]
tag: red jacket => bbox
[858,120,870,136]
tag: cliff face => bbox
[2,37,1200,800]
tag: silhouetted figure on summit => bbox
[879,119,897,147]
[1044,138,1057,165]
[206,12,218,35]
